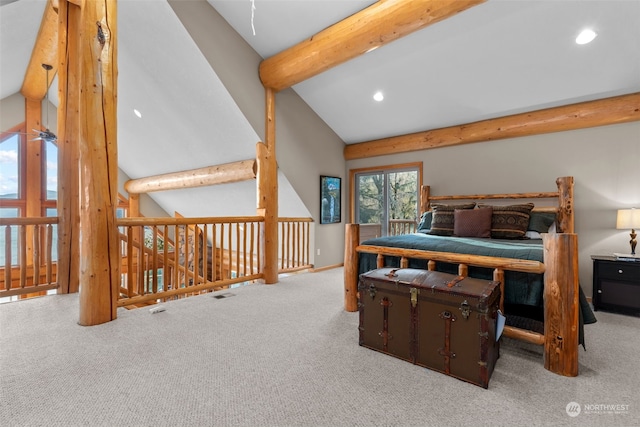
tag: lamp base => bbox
[630,228,637,256]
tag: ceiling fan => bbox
[32,63,57,143]
[2,63,57,144]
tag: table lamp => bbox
[616,208,640,255]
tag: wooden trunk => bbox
[358,267,501,388]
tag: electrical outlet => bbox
[317,248,321,256]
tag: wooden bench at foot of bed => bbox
[343,176,580,377]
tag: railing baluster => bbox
[4,225,11,291]
[19,225,26,289]
[33,224,40,286]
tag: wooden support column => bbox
[257,87,278,284]
[343,223,359,312]
[77,0,119,326]
[24,98,43,263]
[57,0,81,294]
[542,233,579,377]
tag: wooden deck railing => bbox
[388,219,417,236]
[1,215,313,307]
[0,217,59,299]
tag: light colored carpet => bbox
[1,267,638,427]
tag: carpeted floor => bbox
[1,267,638,427]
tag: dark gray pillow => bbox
[528,212,556,233]
[417,211,432,232]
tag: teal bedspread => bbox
[358,233,596,340]
[359,233,546,307]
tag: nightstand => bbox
[592,255,640,316]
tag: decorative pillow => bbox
[528,212,556,233]
[454,207,493,238]
[428,203,476,236]
[478,203,534,239]
[417,211,432,232]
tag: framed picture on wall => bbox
[320,175,341,224]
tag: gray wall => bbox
[170,0,347,268]
[347,121,640,298]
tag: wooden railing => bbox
[1,215,313,307]
[388,219,417,236]
[278,217,313,272]
[0,217,59,299]
[116,216,265,307]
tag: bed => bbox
[343,176,596,377]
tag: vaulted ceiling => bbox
[1,0,639,218]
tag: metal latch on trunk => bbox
[410,287,420,308]
[369,284,377,300]
[459,299,471,319]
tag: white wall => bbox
[170,0,347,268]
[347,121,640,298]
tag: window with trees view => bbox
[352,163,422,236]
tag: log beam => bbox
[21,0,58,101]
[259,0,486,92]
[344,92,640,160]
[124,160,257,194]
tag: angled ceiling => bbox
[2,0,639,218]
[211,0,640,143]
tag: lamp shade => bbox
[616,208,640,229]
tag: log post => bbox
[257,87,278,284]
[542,233,579,377]
[24,98,42,266]
[420,185,431,214]
[57,0,81,294]
[77,0,119,326]
[556,176,574,233]
[344,223,359,312]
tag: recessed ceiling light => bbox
[133,109,142,118]
[373,91,384,102]
[576,29,597,45]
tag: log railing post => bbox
[344,223,359,312]
[542,232,579,376]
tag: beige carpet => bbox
[1,267,638,427]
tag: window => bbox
[351,163,422,236]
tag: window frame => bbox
[349,161,423,226]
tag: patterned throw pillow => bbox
[478,203,535,239]
[454,207,493,238]
[428,203,476,236]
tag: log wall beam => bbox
[124,160,257,194]
[259,0,486,92]
[21,0,58,101]
[344,92,640,160]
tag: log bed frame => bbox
[343,176,580,377]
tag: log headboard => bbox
[419,176,574,233]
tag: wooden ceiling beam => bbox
[259,0,486,92]
[344,92,640,160]
[20,0,58,100]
